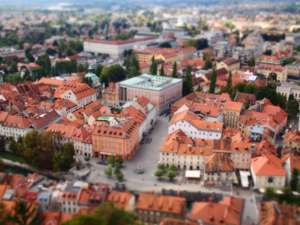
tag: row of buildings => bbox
[1,171,299,225]
[158,91,299,190]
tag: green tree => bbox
[182,66,193,96]
[53,142,75,171]
[125,53,140,78]
[115,170,124,182]
[209,68,217,93]
[36,54,51,75]
[7,200,42,225]
[108,155,115,167]
[247,57,256,67]
[286,95,299,120]
[25,49,35,63]
[291,169,299,191]
[264,187,275,201]
[155,169,164,180]
[223,72,233,96]
[101,65,126,86]
[172,62,177,77]
[159,64,165,76]
[95,65,103,78]
[150,56,158,75]
[167,170,176,181]
[105,165,113,178]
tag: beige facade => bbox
[117,74,182,114]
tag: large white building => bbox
[0,112,32,140]
[84,36,159,59]
[168,110,223,140]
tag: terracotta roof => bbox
[260,202,300,225]
[171,110,223,132]
[38,77,64,87]
[255,140,277,157]
[161,130,214,156]
[93,119,137,139]
[136,193,186,215]
[160,218,198,225]
[189,196,244,225]
[252,154,286,177]
[4,115,31,129]
[205,153,234,173]
[47,123,92,144]
[107,191,134,210]
[284,131,300,144]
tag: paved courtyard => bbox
[85,115,256,199]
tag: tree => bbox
[247,57,256,67]
[182,66,193,96]
[167,170,176,181]
[7,200,42,225]
[124,53,140,78]
[63,202,142,225]
[95,65,103,78]
[108,155,115,167]
[105,165,113,178]
[172,62,177,77]
[203,57,212,70]
[209,68,217,93]
[24,49,35,63]
[286,95,299,120]
[291,169,299,191]
[150,56,158,75]
[159,64,165,76]
[53,142,75,171]
[115,171,124,182]
[264,187,275,201]
[101,65,126,86]
[223,72,233,96]
[155,169,164,180]
[36,54,51,75]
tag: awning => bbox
[240,171,250,188]
[185,170,201,178]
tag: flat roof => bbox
[119,74,182,91]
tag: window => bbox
[268,177,274,183]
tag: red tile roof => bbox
[252,154,286,177]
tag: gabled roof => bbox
[189,196,244,225]
[170,110,223,132]
[252,154,285,177]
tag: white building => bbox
[168,110,223,140]
[84,36,159,59]
[251,154,286,189]
[122,96,158,141]
[277,81,300,101]
[0,112,32,140]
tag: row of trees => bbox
[105,155,124,182]
[231,82,299,119]
[155,164,178,181]
[9,131,75,172]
